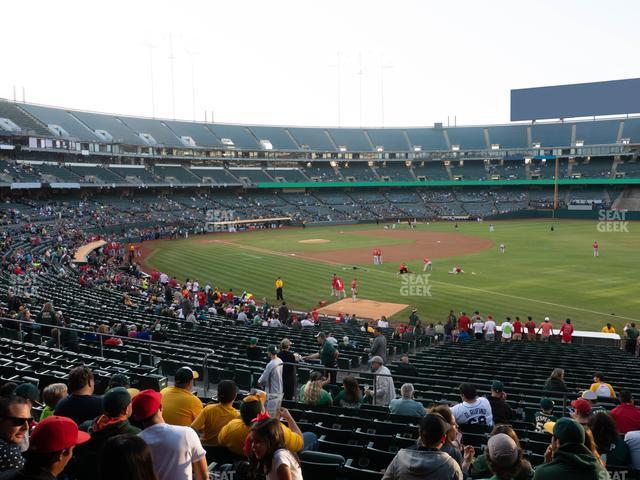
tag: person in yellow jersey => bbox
[601,323,616,334]
[160,367,203,426]
[275,277,284,301]
[191,380,239,446]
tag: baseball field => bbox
[140,219,640,332]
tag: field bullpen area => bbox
[140,220,640,331]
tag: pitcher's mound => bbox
[317,298,409,321]
[298,239,330,244]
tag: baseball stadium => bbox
[2,2,640,479]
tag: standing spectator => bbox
[512,316,523,341]
[277,302,289,325]
[601,323,616,334]
[99,434,158,480]
[484,316,497,341]
[275,277,284,301]
[191,380,239,447]
[457,311,471,334]
[500,318,514,343]
[132,390,208,480]
[248,418,303,480]
[452,383,494,427]
[0,397,30,473]
[409,309,420,327]
[472,317,485,340]
[299,372,332,407]
[369,327,388,363]
[525,316,537,341]
[625,323,639,355]
[535,417,608,479]
[382,413,463,480]
[0,416,90,480]
[74,387,140,479]
[54,366,102,425]
[389,384,426,417]
[303,332,338,384]
[534,398,557,433]
[246,337,263,361]
[610,391,640,434]
[160,367,203,427]
[334,376,363,408]
[537,317,554,342]
[258,346,283,396]
[588,372,615,398]
[277,339,297,401]
[543,368,568,393]
[487,380,514,425]
[560,319,574,344]
[40,383,67,421]
[364,356,396,406]
[588,412,630,469]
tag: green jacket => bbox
[533,443,609,480]
[471,453,534,479]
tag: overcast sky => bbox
[2,0,639,128]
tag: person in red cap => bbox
[132,389,207,480]
[0,416,89,480]
[570,398,592,426]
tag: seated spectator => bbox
[364,356,396,406]
[534,398,557,433]
[580,390,606,414]
[452,383,494,427]
[0,416,90,480]
[75,387,140,479]
[487,380,514,425]
[132,389,208,480]
[543,368,568,393]
[395,355,419,380]
[40,383,67,421]
[299,372,332,407]
[377,316,389,328]
[470,425,534,479]
[0,396,30,473]
[382,413,463,479]
[588,372,616,398]
[484,433,530,480]
[248,417,303,480]
[14,384,41,415]
[99,433,158,480]
[428,405,468,469]
[107,373,140,398]
[191,380,239,446]
[334,376,364,408]
[589,412,630,469]
[54,366,103,425]
[536,417,608,479]
[611,391,640,434]
[389,384,426,418]
[570,398,592,426]
[246,337,263,361]
[626,430,640,470]
[160,367,203,426]
[218,393,316,457]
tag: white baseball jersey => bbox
[451,398,494,426]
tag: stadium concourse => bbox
[0,202,639,480]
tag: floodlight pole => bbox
[553,156,559,220]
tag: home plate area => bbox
[317,298,409,321]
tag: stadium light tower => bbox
[357,52,364,127]
[379,55,393,128]
[186,49,199,122]
[140,42,157,118]
[168,33,177,120]
[328,52,342,127]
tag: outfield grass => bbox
[143,220,640,332]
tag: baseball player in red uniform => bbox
[372,248,379,265]
[351,278,358,302]
[331,274,338,296]
[593,241,599,257]
[423,257,432,271]
[336,277,346,299]
[378,248,383,264]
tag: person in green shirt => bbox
[625,323,639,355]
[303,332,338,384]
[534,398,557,433]
[298,371,332,407]
[40,383,68,421]
[334,376,364,408]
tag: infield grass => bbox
[143,220,640,331]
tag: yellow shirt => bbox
[160,386,203,426]
[589,382,616,398]
[275,279,283,289]
[601,326,616,334]
[218,418,303,456]
[191,403,239,446]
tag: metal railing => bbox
[0,317,214,395]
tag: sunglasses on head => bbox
[1,416,33,426]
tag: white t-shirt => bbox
[451,397,494,427]
[485,320,496,334]
[258,358,283,395]
[267,449,303,480]
[378,320,389,328]
[626,431,640,470]
[139,423,206,480]
[501,322,513,338]
[472,322,485,334]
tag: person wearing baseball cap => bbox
[257,346,283,395]
[364,356,396,406]
[246,337,263,361]
[488,380,515,425]
[73,387,139,479]
[0,416,89,480]
[570,398,592,426]
[303,332,339,384]
[534,398,557,433]
[485,433,526,479]
[383,413,463,479]
[159,367,203,427]
[132,390,207,480]
[536,417,608,480]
